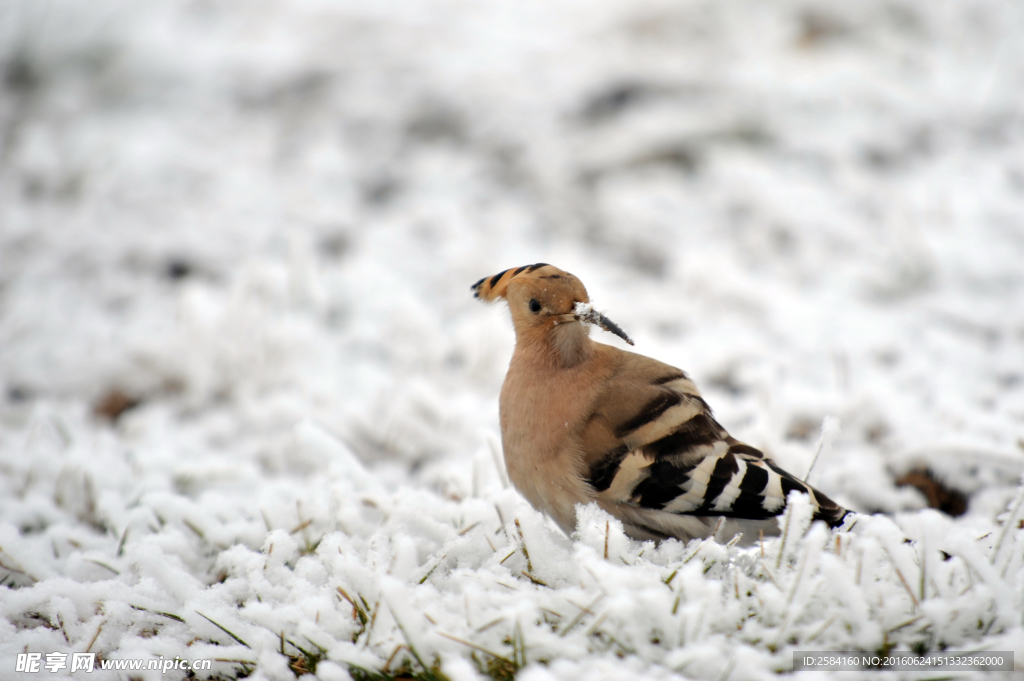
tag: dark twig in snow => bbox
[83,557,119,575]
[117,526,129,556]
[881,546,920,610]
[84,622,104,653]
[514,518,533,574]
[560,594,604,636]
[130,605,185,623]
[437,631,514,665]
[419,552,448,584]
[388,602,428,672]
[195,612,250,648]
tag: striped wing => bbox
[583,357,847,534]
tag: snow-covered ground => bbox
[2,0,1024,678]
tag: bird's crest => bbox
[470,263,552,301]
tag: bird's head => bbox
[471,264,633,348]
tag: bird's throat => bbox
[549,321,593,368]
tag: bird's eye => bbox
[529,299,541,313]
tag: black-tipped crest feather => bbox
[471,263,550,301]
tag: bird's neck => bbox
[516,321,594,369]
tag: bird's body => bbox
[474,263,849,542]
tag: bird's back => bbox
[580,344,849,541]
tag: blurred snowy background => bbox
[1,0,1023,678]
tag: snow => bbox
[2,0,1024,678]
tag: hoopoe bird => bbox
[473,263,850,542]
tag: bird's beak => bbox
[570,302,634,346]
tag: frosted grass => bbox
[1,414,1021,680]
